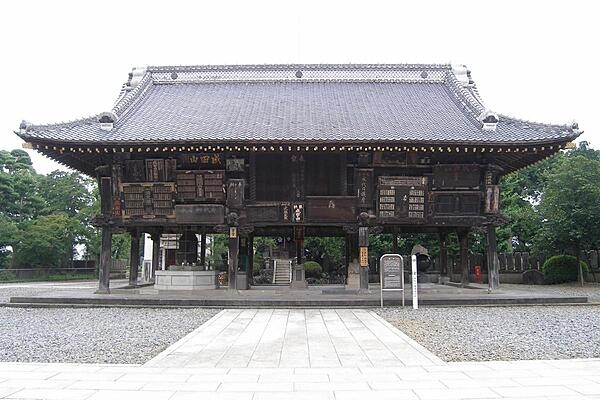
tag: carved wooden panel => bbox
[203,171,225,200]
[227,179,245,208]
[485,186,500,213]
[121,183,175,218]
[146,159,165,182]
[356,169,373,209]
[176,171,199,200]
[433,192,481,215]
[176,170,224,201]
[175,204,224,224]
[377,176,427,222]
[124,160,145,182]
[178,153,223,169]
[306,197,357,222]
[432,165,480,189]
[246,204,280,222]
[226,158,245,172]
[373,151,407,166]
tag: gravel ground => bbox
[0,307,220,364]
[501,282,600,302]
[378,305,600,362]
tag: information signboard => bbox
[380,254,404,308]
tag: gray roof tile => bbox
[17,64,580,145]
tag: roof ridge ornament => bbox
[451,64,470,87]
[97,112,118,131]
[127,66,148,90]
[479,110,499,131]
[19,120,32,133]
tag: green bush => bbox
[542,255,588,284]
[0,270,17,282]
[304,261,322,279]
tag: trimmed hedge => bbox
[304,261,323,279]
[542,255,588,284]
[0,270,17,282]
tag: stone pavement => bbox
[1,309,600,399]
[6,281,589,307]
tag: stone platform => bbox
[6,282,588,308]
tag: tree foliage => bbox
[0,149,100,269]
[535,155,600,254]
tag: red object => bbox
[474,265,482,283]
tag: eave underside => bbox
[27,139,569,177]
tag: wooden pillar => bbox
[247,235,254,287]
[128,229,140,286]
[458,230,469,287]
[151,233,161,281]
[359,226,369,291]
[486,225,500,291]
[228,227,239,290]
[439,232,448,277]
[97,226,112,294]
[200,233,207,267]
[345,236,350,283]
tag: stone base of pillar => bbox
[346,261,360,290]
[290,280,308,289]
[94,288,110,294]
[290,264,307,289]
[359,266,370,294]
[236,272,249,290]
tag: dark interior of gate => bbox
[16,64,581,293]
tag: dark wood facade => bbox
[17,64,581,293]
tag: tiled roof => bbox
[17,64,580,145]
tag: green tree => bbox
[0,215,18,268]
[535,155,600,255]
[38,171,95,218]
[304,237,344,272]
[13,213,83,268]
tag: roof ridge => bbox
[146,63,453,72]
[21,115,97,131]
[499,114,578,132]
[112,70,153,117]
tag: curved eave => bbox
[22,136,576,177]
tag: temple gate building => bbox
[16,64,581,293]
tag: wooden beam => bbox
[458,230,469,287]
[97,226,112,294]
[486,225,500,291]
[151,233,161,281]
[228,233,239,290]
[128,229,140,286]
[439,232,448,277]
[200,233,207,267]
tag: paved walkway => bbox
[1,309,600,399]
[145,309,443,368]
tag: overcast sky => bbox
[0,0,597,175]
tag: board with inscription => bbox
[121,183,175,218]
[176,170,224,201]
[377,176,427,221]
[381,254,404,289]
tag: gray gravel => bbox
[377,305,600,362]
[501,282,600,303]
[0,307,220,364]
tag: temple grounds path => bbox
[2,308,600,399]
